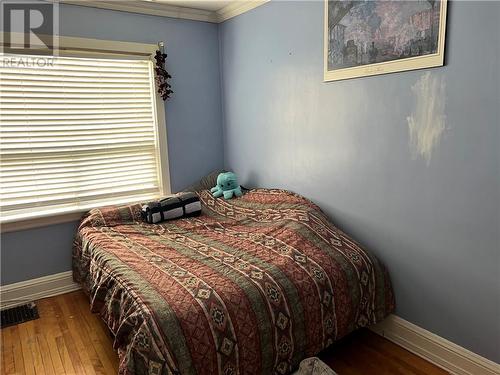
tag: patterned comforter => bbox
[73,189,395,375]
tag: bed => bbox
[73,189,395,375]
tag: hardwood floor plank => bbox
[320,329,450,375]
[343,331,418,374]
[70,291,119,373]
[60,294,102,375]
[26,320,46,374]
[31,304,56,375]
[36,334,56,375]
[17,322,37,375]
[1,291,449,375]
[1,327,15,374]
[35,299,66,374]
[36,296,76,374]
[55,335,77,374]
[64,292,115,375]
[52,297,89,375]
[74,291,116,350]
[325,359,362,375]
[9,326,26,375]
[62,292,109,375]
[360,330,449,375]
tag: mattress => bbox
[73,189,395,375]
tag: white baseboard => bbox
[371,314,500,375]
[0,271,81,310]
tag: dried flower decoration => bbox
[154,50,173,101]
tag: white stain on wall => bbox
[407,71,447,164]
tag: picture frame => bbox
[324,0,448,82]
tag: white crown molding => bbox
[0,271,81,310]
[57,1,269,23]
[371,315,500,375]
[216,0,270,22]
[59,1,218,22]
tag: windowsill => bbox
[0,211,85,233]
[0,192,170,233]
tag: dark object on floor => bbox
[0,302,39,328]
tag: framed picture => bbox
[324,0,448,82]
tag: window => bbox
[0,37,170,230]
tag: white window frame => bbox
[0,33,171,233]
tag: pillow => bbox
[182,169,226,192]
[78,203,142,229]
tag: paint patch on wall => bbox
[407,71,446,164]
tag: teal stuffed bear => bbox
[210,172,243,199]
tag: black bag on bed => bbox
[141,192,201,224]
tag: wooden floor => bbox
[0,291,449,375]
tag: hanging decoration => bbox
[154,49,173,101]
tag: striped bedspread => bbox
[73,189,395,375]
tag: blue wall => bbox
[219,1,499,363]
[0,3,224,284]
[1,0,498,364]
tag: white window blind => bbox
[0,53,164,223]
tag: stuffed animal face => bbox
[216,172,239,191]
